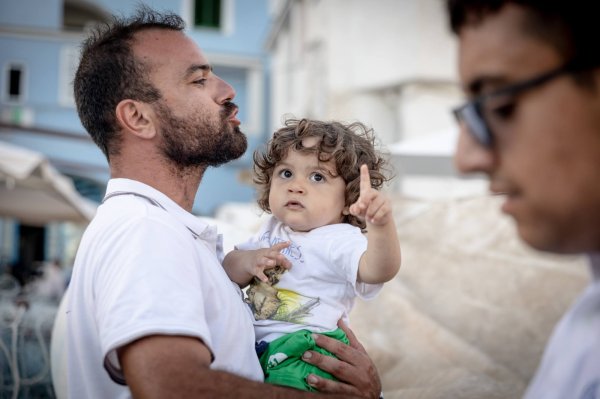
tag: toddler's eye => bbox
[278,169,293,178]
[310,173,325,182]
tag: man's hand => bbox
[301,320,382,399]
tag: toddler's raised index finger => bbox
[359,164,371,194]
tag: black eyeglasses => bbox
[452,61,588,148]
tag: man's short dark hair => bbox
[74,6,185,160]
[446,1,600,70]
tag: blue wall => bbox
[0,0,272,215]
[0,0,62,30]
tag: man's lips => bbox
[227,107,240,126]
[491,188,521,216]
[500,193,522,216]
[489,183,519,215]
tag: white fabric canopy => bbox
[0,141,97,225]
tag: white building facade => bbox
[265,0,479,196]
[267,0,461,141]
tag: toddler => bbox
[223,118,401,391]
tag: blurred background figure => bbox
[27,259,67,303]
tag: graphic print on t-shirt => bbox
[245,232,319,322]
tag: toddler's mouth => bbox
[285,200,303,209]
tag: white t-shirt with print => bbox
[237,216,382,343]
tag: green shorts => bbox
[258,328,349,391]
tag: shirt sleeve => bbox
[94,215,214,378]
[329,228,382,299]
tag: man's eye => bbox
[490,102,516,120]
[310,173,324,182]
[278,169,292,178]
[485,95,517,122]
[193,79,207,86]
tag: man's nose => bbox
[215,75,236,104]
[453,124,495,175]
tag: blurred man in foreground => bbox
[448,1,600,398]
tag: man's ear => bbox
[115,99,156,139]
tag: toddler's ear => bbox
[342,206,350,216]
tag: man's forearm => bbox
[173,369,359,399]
[120,335,370,399]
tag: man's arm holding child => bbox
[349,164,401,284]
[118,321,381,398]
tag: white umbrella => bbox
[0,141,97,225]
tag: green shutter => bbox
[194,0,221,29]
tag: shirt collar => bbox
[105,178,219,247]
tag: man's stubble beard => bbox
[155,101,248,169]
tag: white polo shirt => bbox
[524,253,600,399]
[66,179,262,398]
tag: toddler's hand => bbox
[349,164,392,226]
[251,241,292,282]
